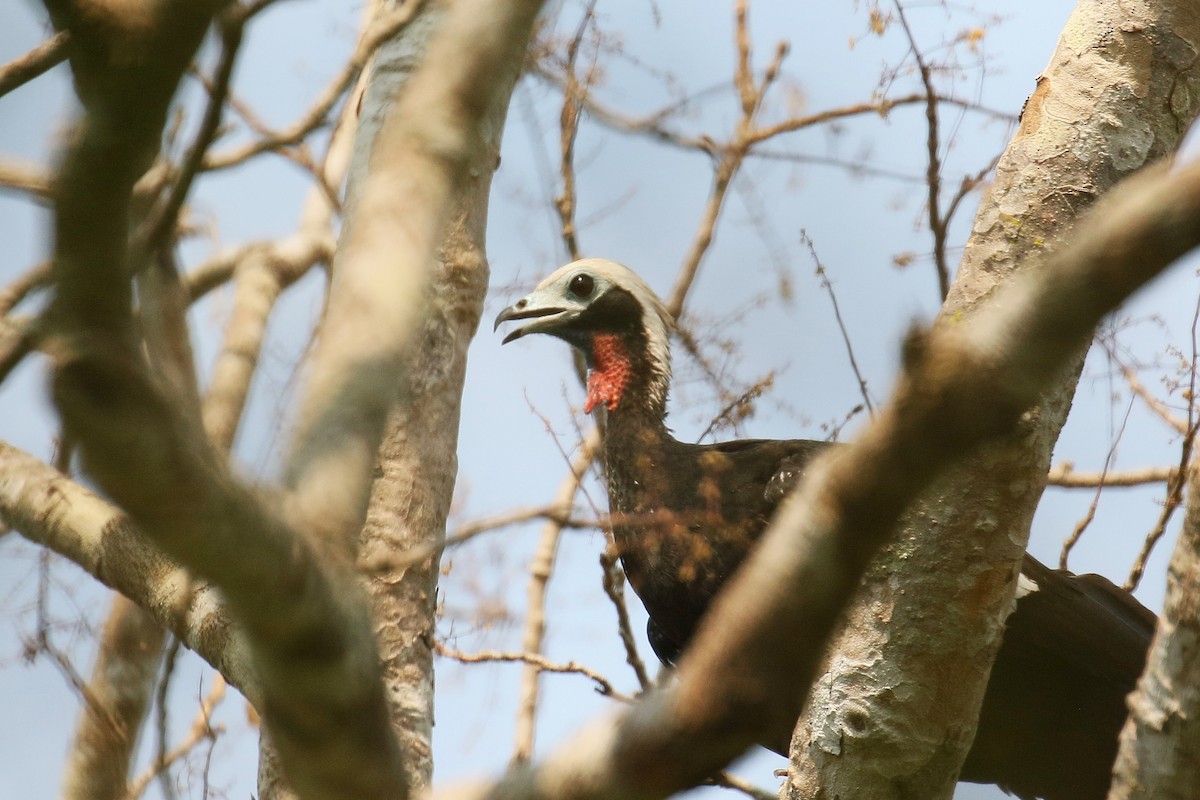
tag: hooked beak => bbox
[494,295,575,344]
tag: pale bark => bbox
[428,157,1200,800]
[348,0,524,789]
[0,30,70,98]
[787,1,1200,796]
[60,594,166,800]
[281,0,537,553]
[0,440,257,702]
[1108,458,1200,799]
[34,0,543,798]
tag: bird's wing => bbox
[762,441,831,506]
[1015,554,1156,682]
[964,554,1156,800]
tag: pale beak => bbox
[494,295,573,344]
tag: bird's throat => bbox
[585,333,632,413]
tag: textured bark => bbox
[35,0,542,797]
[1108,459,1200,799]
[348,0,523,789]
[60,594,166,800]
[787,2,1200,797]
[0,440,257,696]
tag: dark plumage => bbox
[496,258,1156,800]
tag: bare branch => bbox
[894,0,951,300]
[202,0,428,172]
[513,430,602,762]
[600,547,652,691]
[803,231,875,417]
[1102,340,1191,435]
[283,0,545,550]
[437,642,630,703]
[0,30,70,98]
[1109,458,1200,798]
[666,3,788,317]
[200,87,350,453]
[0,439,256,696]
[1060,399,1134,568]
[61,595,166,800]
[550,0,598,261]
[1046,463,1178,488]
[126,673,227,800]
[39,2,417,796]
[0,260,52,316]
[794,0,1200,791]
[1126,420,1200,591]
[0,157,53,199]
[137,6,248,259]
[434,140,1200,800]
[706,772,776,800]
[535,59,1008,157]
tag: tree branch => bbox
[432,141,1200,800]
[0,30,70,98]
[282,0,545,552]
[790,0,1200,793]
[40,3,411,797]
[0,439,255,696]
[1109,456,1200,798]
[60,594,166,800]
[513,430,602,762]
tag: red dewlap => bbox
[585,333,632,413]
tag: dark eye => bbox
[568,272,595,299]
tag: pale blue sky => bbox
[1,2,1185,799]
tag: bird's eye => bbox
[568,273,595,299]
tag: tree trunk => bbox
[328,0,524,791]
[1108,458,1200,799]
[786,0,1200,796]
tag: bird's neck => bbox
[584,332,670,421]
[583,330,673,514]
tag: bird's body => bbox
[496,258,1155,800]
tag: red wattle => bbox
[585,334,631,413]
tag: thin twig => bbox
[695,372,776,443]
[551,0,597,261]
[706,771,776,800]
[1046,463,1177,488]
[803,231,875,417]
[202,0,427,172]
[894,0,950,301]
[1126,294,1200,590]
[666,2,788,317]
[512,428,602,762]
[153,637,184,800]
[360,503,594,575]
[1059,397,1133,569]
[942,156,1000,232]
[138,8,246,259]
[600,546,651,690]
[437,641,631,703]
[1099,336,1190,435]
[126,673,227,800]
[1125,425,1198,591]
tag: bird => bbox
[495,257,1156,800]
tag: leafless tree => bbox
[2,1,1200,800]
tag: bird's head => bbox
[495,258,673,414]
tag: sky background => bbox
[1,1,1191,798]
